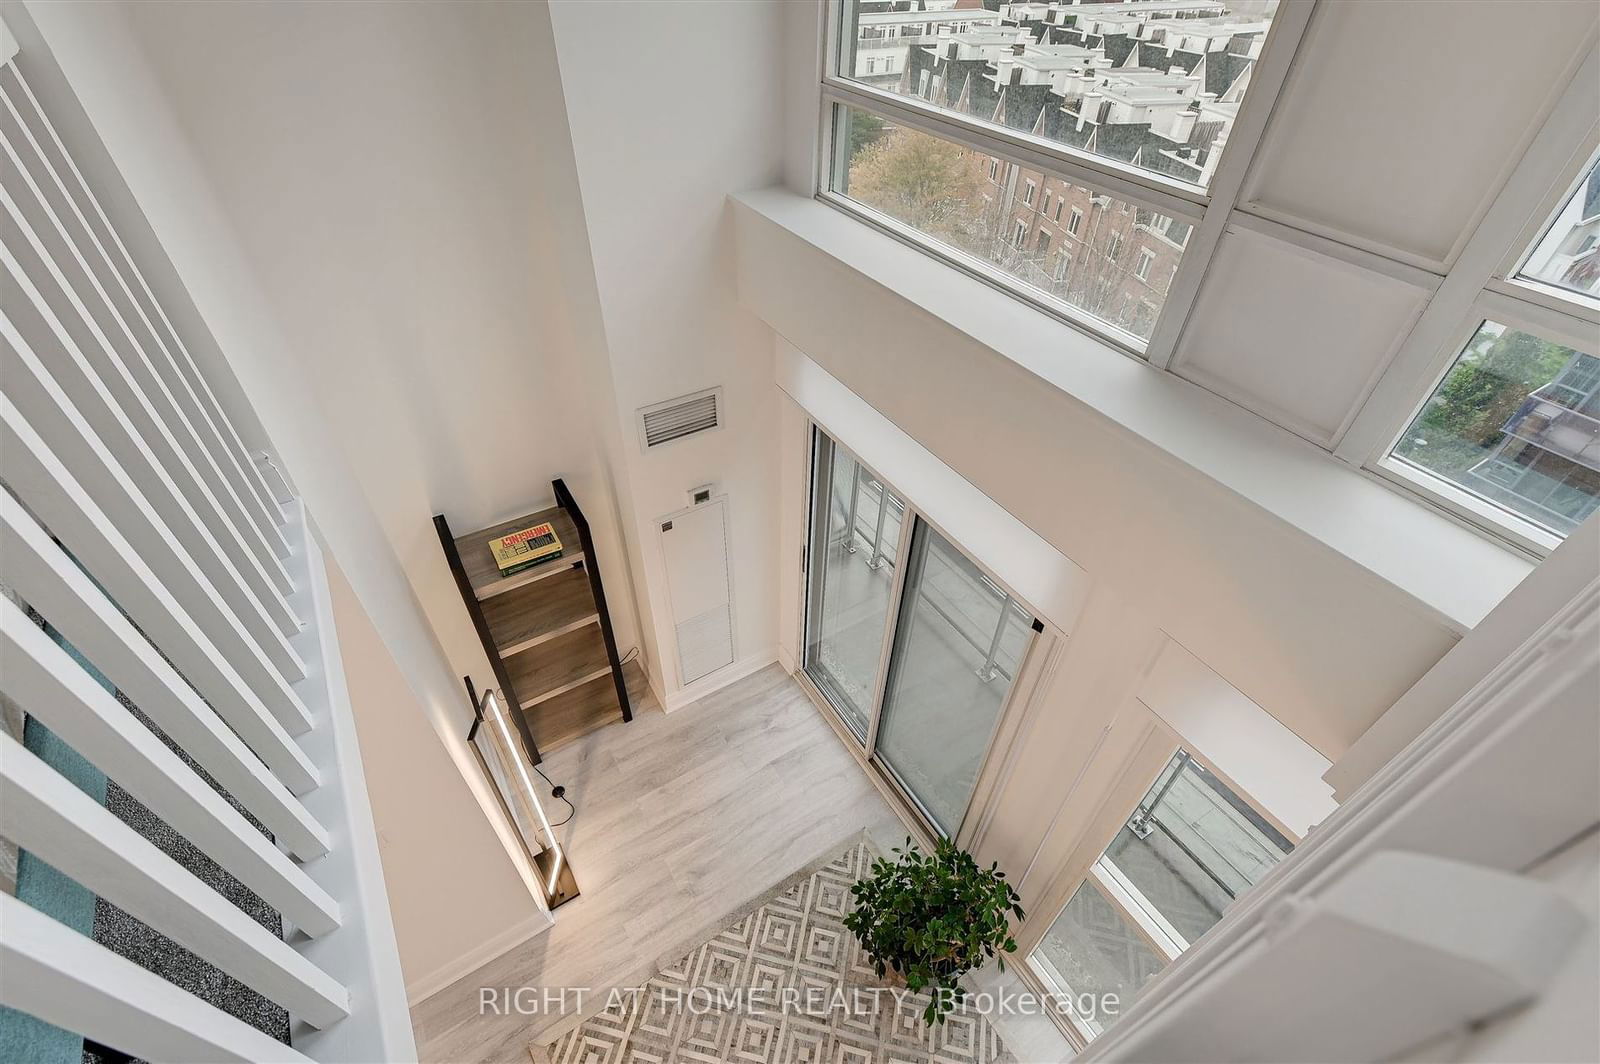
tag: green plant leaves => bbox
[842,837,1025,1026]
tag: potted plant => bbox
[844,836,1025,1024]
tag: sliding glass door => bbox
[802,427,1039,837]
[803,433,904,741]
[873,521,1036,834]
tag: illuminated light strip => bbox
[483,688,564,897]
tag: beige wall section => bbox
[325,558,549,1003]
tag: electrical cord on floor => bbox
[533,645,639,828]
[534,762,576,827]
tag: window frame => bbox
[1026,865,1180,1046]
[1135,247,1156,282]
[815,0,1316,361]
[1017,720,1304,1049]
[1499,146,1600,314]
[1336,56,1600,557]
[817,2,1597,553]
[1368,292,1599,555]
[796,423,1059,850]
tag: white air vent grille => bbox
[676,607,735,685]
[638,387,722,450]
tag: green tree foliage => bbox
[1426,363,1510,439]
[1468,329,1575,437]
[846,126,984,240]
[1397,327,1577,475]
[847,110,888,160]
[843,838,1023,1025]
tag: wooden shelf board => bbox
[456,505,581,600]
[526,667,613,709]
[521,671,624,754]
[477,551,585,601]
[506,625,614,708]
[498,615,600,659]
[481,567,599,656]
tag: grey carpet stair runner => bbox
[0,599,291,1064]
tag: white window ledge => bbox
[730,188,1532,634]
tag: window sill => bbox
[730,188,1533,634]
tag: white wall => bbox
[105,0,634,693]
[1404,830,1600,1064]
[7,0,580,989]
[325,558,550,1003]
[771,343,1346,907]
[1328,515,1600,800]
[739,196,1481,761]
[1073,573,1600,1063]
[544,0,786,705]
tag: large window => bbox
[832,107,1186,345]
[823,3,1600,554]
[822,0,1302,355]
[1519,158,1600,300]
[1371,143,1600,551]
[801,428,1042,840]
[1390,321,1599,537]
[1028,752,1293,1040]
[834,0,1277,189]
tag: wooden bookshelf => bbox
[505,624,612,709]
[454,505,582,601]
[436,479,632,763]
[481,568,599,658]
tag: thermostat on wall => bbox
[687,484,715,506]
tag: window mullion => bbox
[1142,0,1319,369]
[1483,275,1600,332]
[1089,859,1188,963]
[1475,288,1599,352]
[1335,46,1600,469]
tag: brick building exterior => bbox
[973,154,1190,338]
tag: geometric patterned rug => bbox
[533,837,1016,1064]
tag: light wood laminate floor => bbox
[410,664,909,1063]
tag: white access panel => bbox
[659,497,735,685]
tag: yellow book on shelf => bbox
[488,522,564,576]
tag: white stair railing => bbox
[0,23,413,1064]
